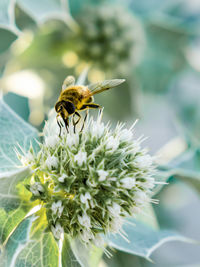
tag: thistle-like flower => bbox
[20,112,156,247]
[75,5,145,75]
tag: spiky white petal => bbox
[80,229,94,243]
[45,136,59,148]
[106,136,119,150]
[97,170,108,182]
[74,151,87,166]
[78,213,91,229]
[51,222,64,239]
[45,155,58,169]
[108,203,121,217]
[80,192,92,209]
[30,182,44,196]
[51,200,64,218]
[58,174,67,183]
[120,177,136,189]
[120,129,133,142]
[135,155,152,169]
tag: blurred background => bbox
[0,0,200,266]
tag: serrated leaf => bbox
[62,235,103,267]
[1,215,59,267]
[17,0,70,24]
[0,167,33,244]
[0,99,39,174]
[106,218,192,260]
[160,148,200,193]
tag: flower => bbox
[108,203,121,217]
[135,155,153,169]
[80,192,92,209]
[106,136,119,150]
[80,229,94,243]
[78,213,91,229]
[58,174,67,183]
[30,182,44,196]
[74,151,87,166]
[20,111,156,245]
[120,129,133,142]
[45,155,58,169]
[51,222,64,240]
[97,170,108,182]
[75,5,145,75]
[120,177,136,189]
[45,135,59,148]
[109,216,124,233]
[51,200,64,218]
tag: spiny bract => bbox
[20,112,156,247]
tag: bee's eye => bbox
[63,101,75,115]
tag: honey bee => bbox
[55,75,125,135]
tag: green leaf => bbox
[106,218,192,260]
[62,236,82,267]
[62,235,103,267]
[0,99,39,174]
[0,215,34,267]
[160,148,200,193]
[0,167,33,244]
[0,0,19,34]
[1,215,59,267]
[17,0,70,24]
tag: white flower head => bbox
[106,136,119,150]
[30,182,44,196]
[78,213,91,229]
[51,200,64,218]
[45,135,59,148]
[21,110,157,245]
[120,177,136,189]
[45,155,58,169]
[51,222,64,240]
[135,155,153,169]
[97,170,108,182]
[74,151,87,166]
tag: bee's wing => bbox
[62,76,75,90]
[87,79,125,96]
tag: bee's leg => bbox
[81,109,88,132]
[57,119,62,137]
[63,117,69,134]
[80,103,101,110]
[56,115,63,137]
[73,112,81,133]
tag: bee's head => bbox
[55,100,75,115]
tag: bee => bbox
[55,75,125,135]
